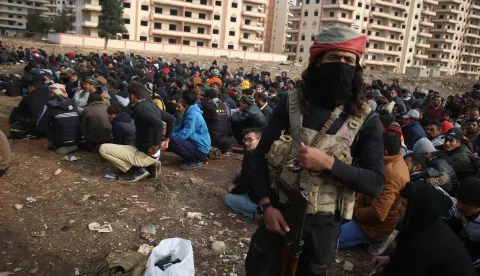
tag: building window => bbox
[124,18,130,24]
[314,11,318,16]
[409,48,413,52]
[316,0,320,2]
[169,24,177,31]
[141,20,148,26]
[199,13,206,19]
[435,34,440,38]
[358,2,362,6]
[367,30,372,35]
[229,31,235,36]
[197,41,204,47]
[214,15,220,20]
[183,40,190,45]
[243,33,249,39]
[200,0,207,4]
[389,46,393,50]
[123,2,130,8]
[306,0,310,3]
[154,22,161,29]
[390,34,395,39]
[169,38,176,44]
[375,31,379,36]
[122,34,129,39]
[245,19,251,25]
[364,17,367,21]
[185,11,192,17]
[154,37,161,42]
[212,43,218,48]
[243,46,248,51]
[366,4,369,8]
[170,9,178,15]
[300,47,304,52]
[231,17,237,22]
[184,26,191,32]
[341,13,346,18]
[213,29,219,34]
[372,6,375,11]
[141,5,148,11]
[369,18,374,23]
[374,43,378,49]
[332,0,336,3]
[8,14,13,18]
[215,0,221,5]
[231,2,237,8]
[441,4,446,8]
[311,35,315,41]
[304,11,308,16]
[246,5,252,11]
[413,26,417,30]
[366,42,370,47]
[139,36,147,41]
[417,3,420,7]
[415,15,418,19]
[198,27,205,34]
[155,7,162,13]
[330,12,334,17]
[356,14,360,19]
[228,45,234,49]
[433,44,438,48]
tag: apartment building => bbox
[75,0,268,51]
[45,0,75,19]
[0,0,49,36]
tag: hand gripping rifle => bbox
[277,179,309,276]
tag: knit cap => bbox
[412,138,437,154]
[385,124,402,138]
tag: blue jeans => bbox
[338,220,371,249]
[169,136,207,162]
[224,193,257,218]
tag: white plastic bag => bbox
[144,238,194,276]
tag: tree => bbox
[97,0,127,49]
[52,9,75,33]
[26,10,51,37]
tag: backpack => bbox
[152,92,166,111]
[94,251,147,276]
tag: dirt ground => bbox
[0,97,375,275]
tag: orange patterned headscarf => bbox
[309,26,367,62]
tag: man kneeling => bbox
[224,129,261,218]
[99,83,175,182]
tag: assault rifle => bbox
[276,179,309,276]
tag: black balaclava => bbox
[312,62,355,110]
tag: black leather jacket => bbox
[230,104,266,129]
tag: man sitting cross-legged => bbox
[224,129,261,218]
[99,83,175,182]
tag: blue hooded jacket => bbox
[173,104,211,154]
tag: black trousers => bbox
[211,134,230,153]
[245,213,341,276]
[231,121,245,144]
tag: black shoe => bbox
[147,161,161,179]
[125,167,150,182]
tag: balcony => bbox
[0,23,24,29]
[45,3,55,7]
[430,28,457,34]
[66,4,74,8]
[364,59,398,67]
[241,24,264,32]
[0,16,25,21]
[429,38,455,43]
[435,8,461,14]
[471,14,480,20]
[472,4,480,11]
[370,11,405,22]
[151,13,213,25]
[371,0,407,10]
[368,23,404,33]
[466,33,480,39]
[44,11,56,16]
[414,54,429,59]
[432,18,461,24]
[420,21,434,27]
[322,4,356,11]
[289,17,300,22]
[321,17,353,24]
[462,52,480,58]
[286,28,299,33]
[0,8,27,15]
[428,48,454,53]
[368,36,402,45]
[416,42,431,48]
[425,57,450,63]
[366,48,400,56]
[150,29,212,40]
[240,38,264,45]
[289,6,301,10]
[81,20,98,27]
[418,32,433,38]
[244,0,267,4]
[0,2,46,10]
[151,0,214,11]
[437,0,463,3]
[285,40,297,45]
[82,4,101,11]
[462,61,480,66]
[424,0,439,4]
[422,9,436,16]
[468,24,480,30]
[242,10,266,18]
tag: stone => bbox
[186,212,202,220]
[211,241,226,255]
[0,272,9,276]
[14,204,23,210]
[213,221,222,227]
[343,261,354,272]
[54,169,62,176]
[240,237,251,245]
[29,268,38,274]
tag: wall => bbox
[48,33,288,61]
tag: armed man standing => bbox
[245,27,385,276]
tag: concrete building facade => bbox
[0,0,49,36]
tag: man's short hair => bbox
[107,103,125,115]
[467,118,479,124]
[182,89,197,106]
[383,132,401,156]
[256,93,267,103]
[427,120,442,130]
[243,88,254,96]
[411,153,427,171]
[245,128,262,138]
[87,93,103,104]
[127,83,147,100]
[205,89,217,100]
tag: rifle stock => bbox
[276,179,309,276]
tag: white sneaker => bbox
[368,230,399,256]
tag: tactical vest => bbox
[267,90,372,219]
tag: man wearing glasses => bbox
[224,129,262,218]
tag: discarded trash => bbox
[186,212,202,220]
[26,197,37,203]
[138,244,154,256]
[54,169,62,176]
[13,268,22,272]
[131,195,138,198]
[213,221,222,227]
[0,272,9,276]
[211,241,226,255]
[104,173,118,180]
[159,216,170,220]
[198,221,205,225]
[33,156,40,159]
[146,208,156,212]
[80,194,92,202]
[190,177,204,184]
[29,268,39,274]
[235,219,242,224]
[81,177,89,182]
[14,204,23,210]
[61,226,71,231]
[69,156,78,161]
[62,156,69,161]
[227,213,237,218]
[31,231,46,237]
[74,268,80,275]
[343,261,354,272]
[140,225,156,240]
[88,222,113,233]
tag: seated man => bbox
[224,129,261,218]
[339,132,410,255]
[79,93,112,152]
[0,129,11,176]
[169,89,211,170]
[107,103,136,146]
[99,83,175,182]
[201,89,231,153]
[36,83,79,155]
[441,128,477,186]
[230,95,266,144]
[9,77,50,138]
